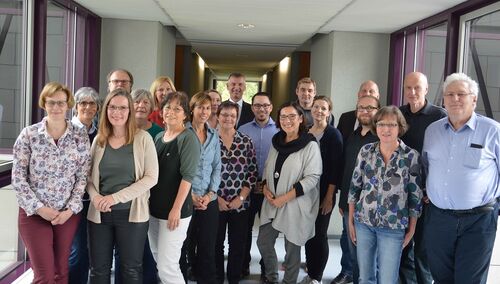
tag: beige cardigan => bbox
[87,130,159,223]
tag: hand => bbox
[228,196,243,210]
[348,219,357,246]
[269,195,287,208]
[339,207,344,217]
[201,194,212,208]
[192,194,207,210]
[51,209,73,225]
[217,196,230,211]
[36,206,60,221]
[92,194,111,212]
[167,208,181,231]
[403,229,415,248]
[422,196,430,204]
[255,181,263,194]
[262,184,274,201]
[320,195,335,215]
[96,195,115,212]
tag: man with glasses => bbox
[226,72,254,128]
[335,95,380,284]
[422,73,500,284]
[107,68,133,93]
[398,72,446,284]
[239,92,279,279]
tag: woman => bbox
[215,101,257,284]
[69,86,100,284]
[12,82,91,283]
[348,106,422,284]
[132,89,163,138]
[300,96,343,284]
[181,92,222,283]
[257,102,321,284]
[148,91,201,284]
[148,76,176,128]
[87,89,159,284]
[207,89,222,129]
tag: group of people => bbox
[11,68,499,284]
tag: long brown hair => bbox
[97,89,137,147]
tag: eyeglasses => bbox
[357,106,378,112]
[79,101,97,108]
[220,113,237,119]
[279,114,298,121]
[163,105,184,113]
[376,122,398,128]
[443,92,471,99]
[252,103,271,109]
[46,100,67,108]
[107,105,129,112]
[109,79,131,85]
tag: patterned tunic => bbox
[218,131,258,212]
[12,118,91,215]
[348,140,423,229]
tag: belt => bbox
[432,199,498,216]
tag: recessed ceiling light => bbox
[237,23,255,29]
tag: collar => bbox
[71,116,97,134]
[444,112,477,132]
[38,117,73,139]
[229,98,243,108]
[371,139,407,155]
[272,131,316,155]
[402,99,433,116]
[251,117,276,128]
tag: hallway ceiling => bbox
[76,0,467,80]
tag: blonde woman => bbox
[148,76,176,128]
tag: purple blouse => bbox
[12,117,91,216]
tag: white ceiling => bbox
[75,0,467,80]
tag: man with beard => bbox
[239,92,279,279]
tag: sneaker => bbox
[299,275,322,284]
[330,272,353,284]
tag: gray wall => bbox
[99,18,176,95]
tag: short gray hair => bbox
[73,87,100,114]
[443,73,479,97]
[131,89,155,113]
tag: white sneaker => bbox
[299,275,322,284]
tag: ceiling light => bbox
[237,23,255,29]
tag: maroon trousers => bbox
[18,208,80,284]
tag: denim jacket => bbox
[187,122,221,201]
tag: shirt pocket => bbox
[463,147,482,169]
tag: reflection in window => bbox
[416,22,448,107]
[463,8,500,121]
[0,0,23,150]
[0,185,21,278]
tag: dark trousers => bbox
[88,209,148,284]
[69,200,90,284]
[115,238,158,284]
[304,210,332,281]
[243,192,264,271]
[425,202,499,284]
[18,208,80,284]
[216,209,249,284]
[339,211,353,278]
[399,204,433,284]
[343,214,359,284]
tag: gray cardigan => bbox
[260,140,322,246]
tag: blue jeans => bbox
[425,202,498,284]
[340,214,354,279]
[355,222,404,284]
[69,200,90,284]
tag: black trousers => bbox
[243,192,264,270]
[88,209,148,284]
[216,209,249,284]
[304,209,332,281]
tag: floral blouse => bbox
[348,140,423,230]
[12,118,91,216]
[218,131,258,212]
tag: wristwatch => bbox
[239,195,245,201]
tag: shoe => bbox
[262,277,278,284]
[330,272,353,284]
[299,275,322,284]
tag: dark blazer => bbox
[237,101,254,128]
[337,110,357,142]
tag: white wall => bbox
[310,31,390,236]
[99,19,176,94]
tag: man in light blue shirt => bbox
[239,92,279,278]
[422,73,500,284]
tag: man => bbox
[422,73,499,284]
[239,92,279,279]
[226,72,254,128]
[398,72,446,284]
[334,95,380,284]
[337,80,379,141]
[295,77,334,128]
[107,68,133,92]
[333,80,379,284]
